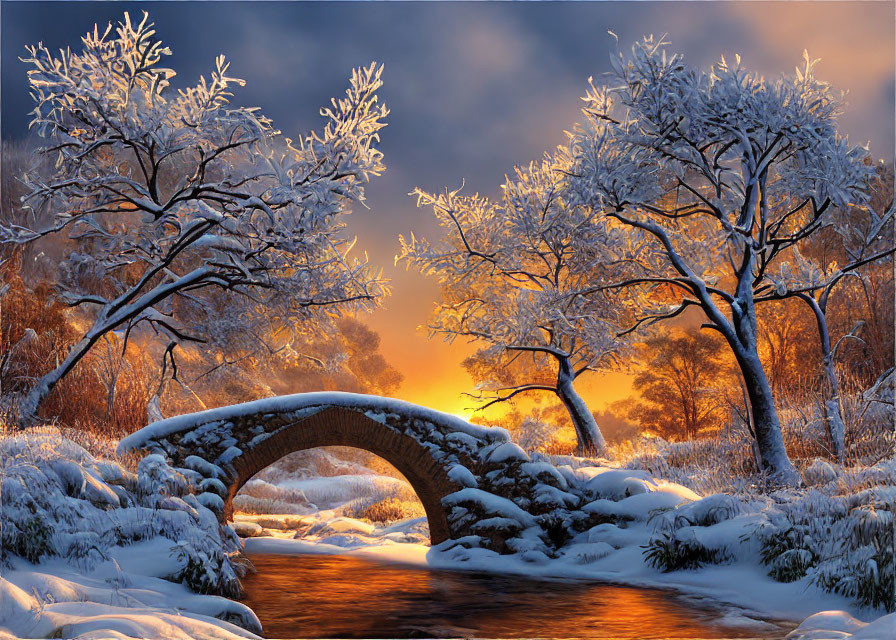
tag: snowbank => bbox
[787,611,896,639]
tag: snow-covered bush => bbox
[756,486,895,610]
[512,416,559,453]
[643,530,731,572]
[633,451,895,613]
[803,458,843,486]
[171,540,250,597]
[758,520,820,583]
[641,493,739,572]
[0,429,248,600]
[672,493,743,527]
[2,513,53,564]
[357,496,425,524]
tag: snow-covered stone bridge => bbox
[118,392,584,552]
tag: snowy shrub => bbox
[512,417,559,453]
[803,458,843,486]
[812,502,894,610]
[0,430,248,602]
[754,480,895,611]
[534,513,575,549]
[757,522,819,582]
[137,454,193,503]
[673,494,742,527]
[841,458,896,493]
[63,531,110,572]
[642,530,731,572]
[1,515,53,565]
[357,496,425,524]
[170,540,245,598]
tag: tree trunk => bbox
[728,288,801,485]
[18,332,102,426]
[730,343,801,485]
[822,357,847,463]
[17,268,213,425]
[801,293,846,462]
[556,357,606,456]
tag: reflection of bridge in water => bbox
[119,392,562,548]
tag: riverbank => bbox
[230,451,894,635]
[0,429,260,640]
[240,552,792,639]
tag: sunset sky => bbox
[2,1,894,417]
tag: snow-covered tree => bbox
[760,163,894,461]
[178,315,404,412]
[399,151,635,454]
[1,13,389,423]
[567,37,874,483]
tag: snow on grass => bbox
[0,568,259,640]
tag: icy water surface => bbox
[242,553,794,639]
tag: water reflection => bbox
[242,553,790,639]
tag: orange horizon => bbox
[360,270,636,421]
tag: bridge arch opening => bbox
[220,407,459,544]
[232,445,428,535]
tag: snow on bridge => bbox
[118,392,583,552]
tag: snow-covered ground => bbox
[0,561,259,640]
[787,610,896,639]
[2,428,893,639]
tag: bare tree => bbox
[1,13,390,423]
[627,331,729,440]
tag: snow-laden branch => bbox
[4,12,390,421]
[399,150,630,453]
[564,36,878,484]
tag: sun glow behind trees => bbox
[0,11,890,469]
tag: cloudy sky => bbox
[2,1,894,416]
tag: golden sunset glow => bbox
[0,4,893,639]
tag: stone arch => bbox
[222,407,458,543]
[117,394,495,545]
[118,392,561,555]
